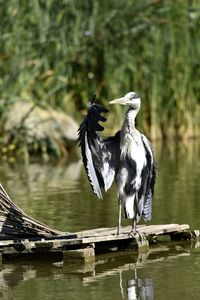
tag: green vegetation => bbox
[0,0,200,159]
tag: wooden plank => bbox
[0,224,190,253]
[76,224,189,239]
[0,223,193,260]
[78,224,190,244]
[63,246,95,263]
[76,228,115,238]
[137,224,190,235]
[75,225,146,238]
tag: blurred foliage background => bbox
[0,0,200,159]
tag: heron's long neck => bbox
[122,108,139,134]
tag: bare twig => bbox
[0,184,64,238]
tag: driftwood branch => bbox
[0,184,64,238]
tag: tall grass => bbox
[0,0,200,142]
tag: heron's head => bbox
[109,91,141,110]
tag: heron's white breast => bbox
[121,132,146,188]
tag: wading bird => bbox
[78,92,156,234]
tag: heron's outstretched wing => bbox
[141,134,157,221]
[78,100,120,199]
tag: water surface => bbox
[0,140,199,299]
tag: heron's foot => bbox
[129,222,142,239]
[129,220,137,237]
[128,228,139,238]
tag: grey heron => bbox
[78,92,156,234]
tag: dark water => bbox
[0,140,200,299]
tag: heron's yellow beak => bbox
[109,97,127,105]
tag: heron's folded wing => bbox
[141,134,157,221]
[78,102,120,199]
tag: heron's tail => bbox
[124,196,135,219]
[124,194,144,222]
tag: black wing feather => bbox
[78,100,120,199]
[141,134,157,221]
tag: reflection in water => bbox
[119,267,154,300]
[0,159,82,195]
[127,269,154,300]
[0,245,199,300]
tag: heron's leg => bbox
[132,219,137,234]
[132,192,138,234]
[117,196,122,235]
